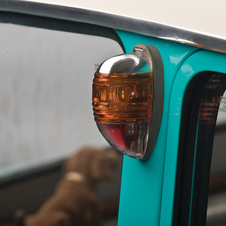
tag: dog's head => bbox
[62,146,119,185]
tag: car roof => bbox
[1,0,226,54]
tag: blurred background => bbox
[0,23,123,176]
[0,22,123,225]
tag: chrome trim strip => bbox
[0,0,226,54]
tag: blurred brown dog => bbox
[14,146,119,226]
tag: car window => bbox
[0,22,123,225]
[0,23,123,177]
[207,91,226,226]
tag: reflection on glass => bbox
[0,23,123,226]
[207,90,226,226]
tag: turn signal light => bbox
[92,44,164,160]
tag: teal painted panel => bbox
[114,29,197,226]
[160,50,226,226]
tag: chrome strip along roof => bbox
[0,0,226,54]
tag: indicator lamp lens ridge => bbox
[92,44,164,160]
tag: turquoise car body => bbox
[116,30,226,226]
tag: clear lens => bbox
[96,121,150,159]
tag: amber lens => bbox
[92,72,153,159]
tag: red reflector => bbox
[96,121,150,159]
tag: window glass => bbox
[0,22,123,226]
[0,23,123,177]
[207,90,226,226]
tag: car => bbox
[0,1,226,226]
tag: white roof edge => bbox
[1,0,226,54]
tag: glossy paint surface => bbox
[160,50,226,225]
[2,1,226,54]
[115,29,197,226]
[20,0,226,40]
